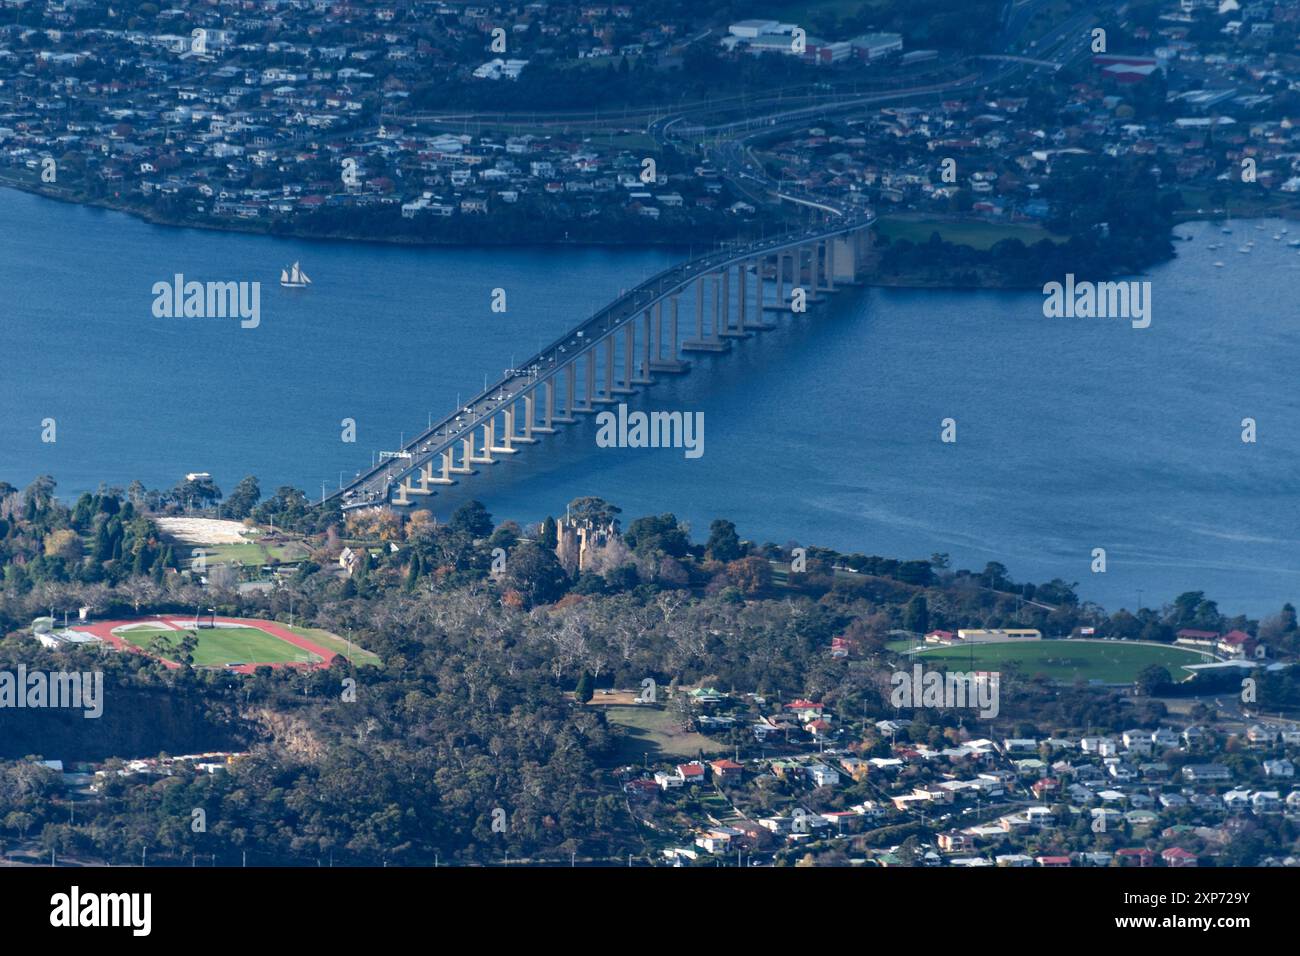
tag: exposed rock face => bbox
[243,707,326,761]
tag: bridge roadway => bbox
[332,210,874,510]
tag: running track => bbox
[75,617,340,673]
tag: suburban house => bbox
[1182,764,1232,783]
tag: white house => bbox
[654,771,683,790]
[1252,791,1282,815]
[807,764,840,788]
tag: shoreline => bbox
[1,179,1214,290]
[0,179,712,252]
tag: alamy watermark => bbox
[595,403,704,459]
[1042,274,1151,329]
[0,666,103,719]
[50,886,150,936]
[152,274,260,329]
[890,664,1000,719]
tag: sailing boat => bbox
[280,261,311,288]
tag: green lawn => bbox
[601,704,727,765]
[876,216,1067,250]
[902,639,1216,684]
[189,540,308,566]
[284,625,381,667]
[116,626,316,667]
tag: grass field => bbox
[189,540,309,566]
[115,625,318,667]
[900,639,1215,684]
[285,625,381,667]
[600,704,726,765]
[876,215,1067,250]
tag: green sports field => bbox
[902,640,1216,684]
[115,625,318,667]
[875,216,1068,250]
[285,624,381,667]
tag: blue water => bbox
[2,189,1297,616]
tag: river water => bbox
[2,189,1296,616]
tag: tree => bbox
[352,550,371,592]
[726,556,771,596]
[23,475,56,512]
[503,541,570,608]
[223,475,261,519]
[575,672,594,704]
[449,500,493,539]
[980,562,1010,590]
[903,595,929,635]
[43,529,82,563]
[705,519,742,562]
[624,514,689,558]
[4,811,34,841]
[1136,664,1172,697]
[567,496,621,527]
[538,516,558,550]
[172,475,222,512]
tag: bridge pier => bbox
[489,409,522,454]
[765,250,790,312]
[425,457,456,486]
[743,258,775,331]
[534,381,559,434]
[450,438,476,475]
[509,401,538,445]
[403,472,434,497]
[574,349,598,413]
[683,273,730,353]
[824,240,837,293]
[622,322,648,388]
[650,295,690,372]
[719,262,751,339]
[594,336,624,403]
[804,244,826,303]
[633,311,655,384]
[469,424,497,464]
[553,364,578,423]
[832,233,864,285]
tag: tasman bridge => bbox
[331,202,875,511]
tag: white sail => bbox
[281,261,310,287]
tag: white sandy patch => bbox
[155,517,254,545]
[166,619,254,629]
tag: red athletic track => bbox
[76,617,339,673]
